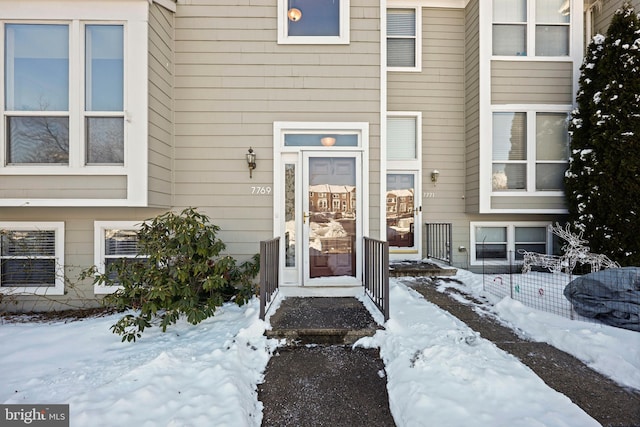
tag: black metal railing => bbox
[425,222,453,265]
[259,237,280,320]
[363,236,389,321]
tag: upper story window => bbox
[278,0,350,44]
[387,8,421,71]
[0,222,64,295]
[85,25,124,164]
[492,0,570,57]
[3,23,124,166]
[492,110,569,192]
[387,114,419,162]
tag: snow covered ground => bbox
[1,269,638,426]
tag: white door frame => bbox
[273,122,369,289]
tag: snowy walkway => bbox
[403,277,640,426]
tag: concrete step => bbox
[266,297,382,345]
[389,260,457,277]
[265,326,379,345]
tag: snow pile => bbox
[1,271,639,426]
[359,281,600,427]
[0,300,274,427]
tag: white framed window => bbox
[278,0,350,44]
[387,7,421,71]
[386,112,421,255]
[94,221,144,294]
[0,1,149,206]
[0,222,64,295]
[491,109,569,193]
[3,22,124,166]
[492,0,570,57]
[470,222,552,265]
[387,113,421,164]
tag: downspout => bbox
[585,0,603,45]
[380,0,388,242]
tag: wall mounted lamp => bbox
[247,147,256,178]
[431,169,440,184]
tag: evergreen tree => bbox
[566,2,640,266]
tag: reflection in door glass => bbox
[386,174,415,247]
[285,164,296,267]
[308,157,356,278]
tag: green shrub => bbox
[85,208,259,342]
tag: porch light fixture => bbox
[431,169,440,184]
[247,147,256,178]
[287,7,302,22]
[320,137,336,147]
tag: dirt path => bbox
[405,277,640,427]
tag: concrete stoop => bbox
[265,296,382,345]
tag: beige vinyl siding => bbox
[174,0,381,257]
[491,196,567,210]
[593,0,640,36]
[147,2,174,208]
[388,7,467,265]
[491,61,574,104]
[0,176,127,199]
[0,207,165,312]
[465,0,480,213]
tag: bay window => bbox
[85,25,124,164]
[492,110,569,192]
[3,22,124,166]
[493,0,570,57]
[5,24,70,164]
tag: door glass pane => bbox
[86,25,123,111]
[5,24,69,111]
[285,163,296,267]
[308,157,356,278]
[387,174,415,248]
[285,133,357,147]
[288,0,340,37]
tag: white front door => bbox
[302,152,362,286]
